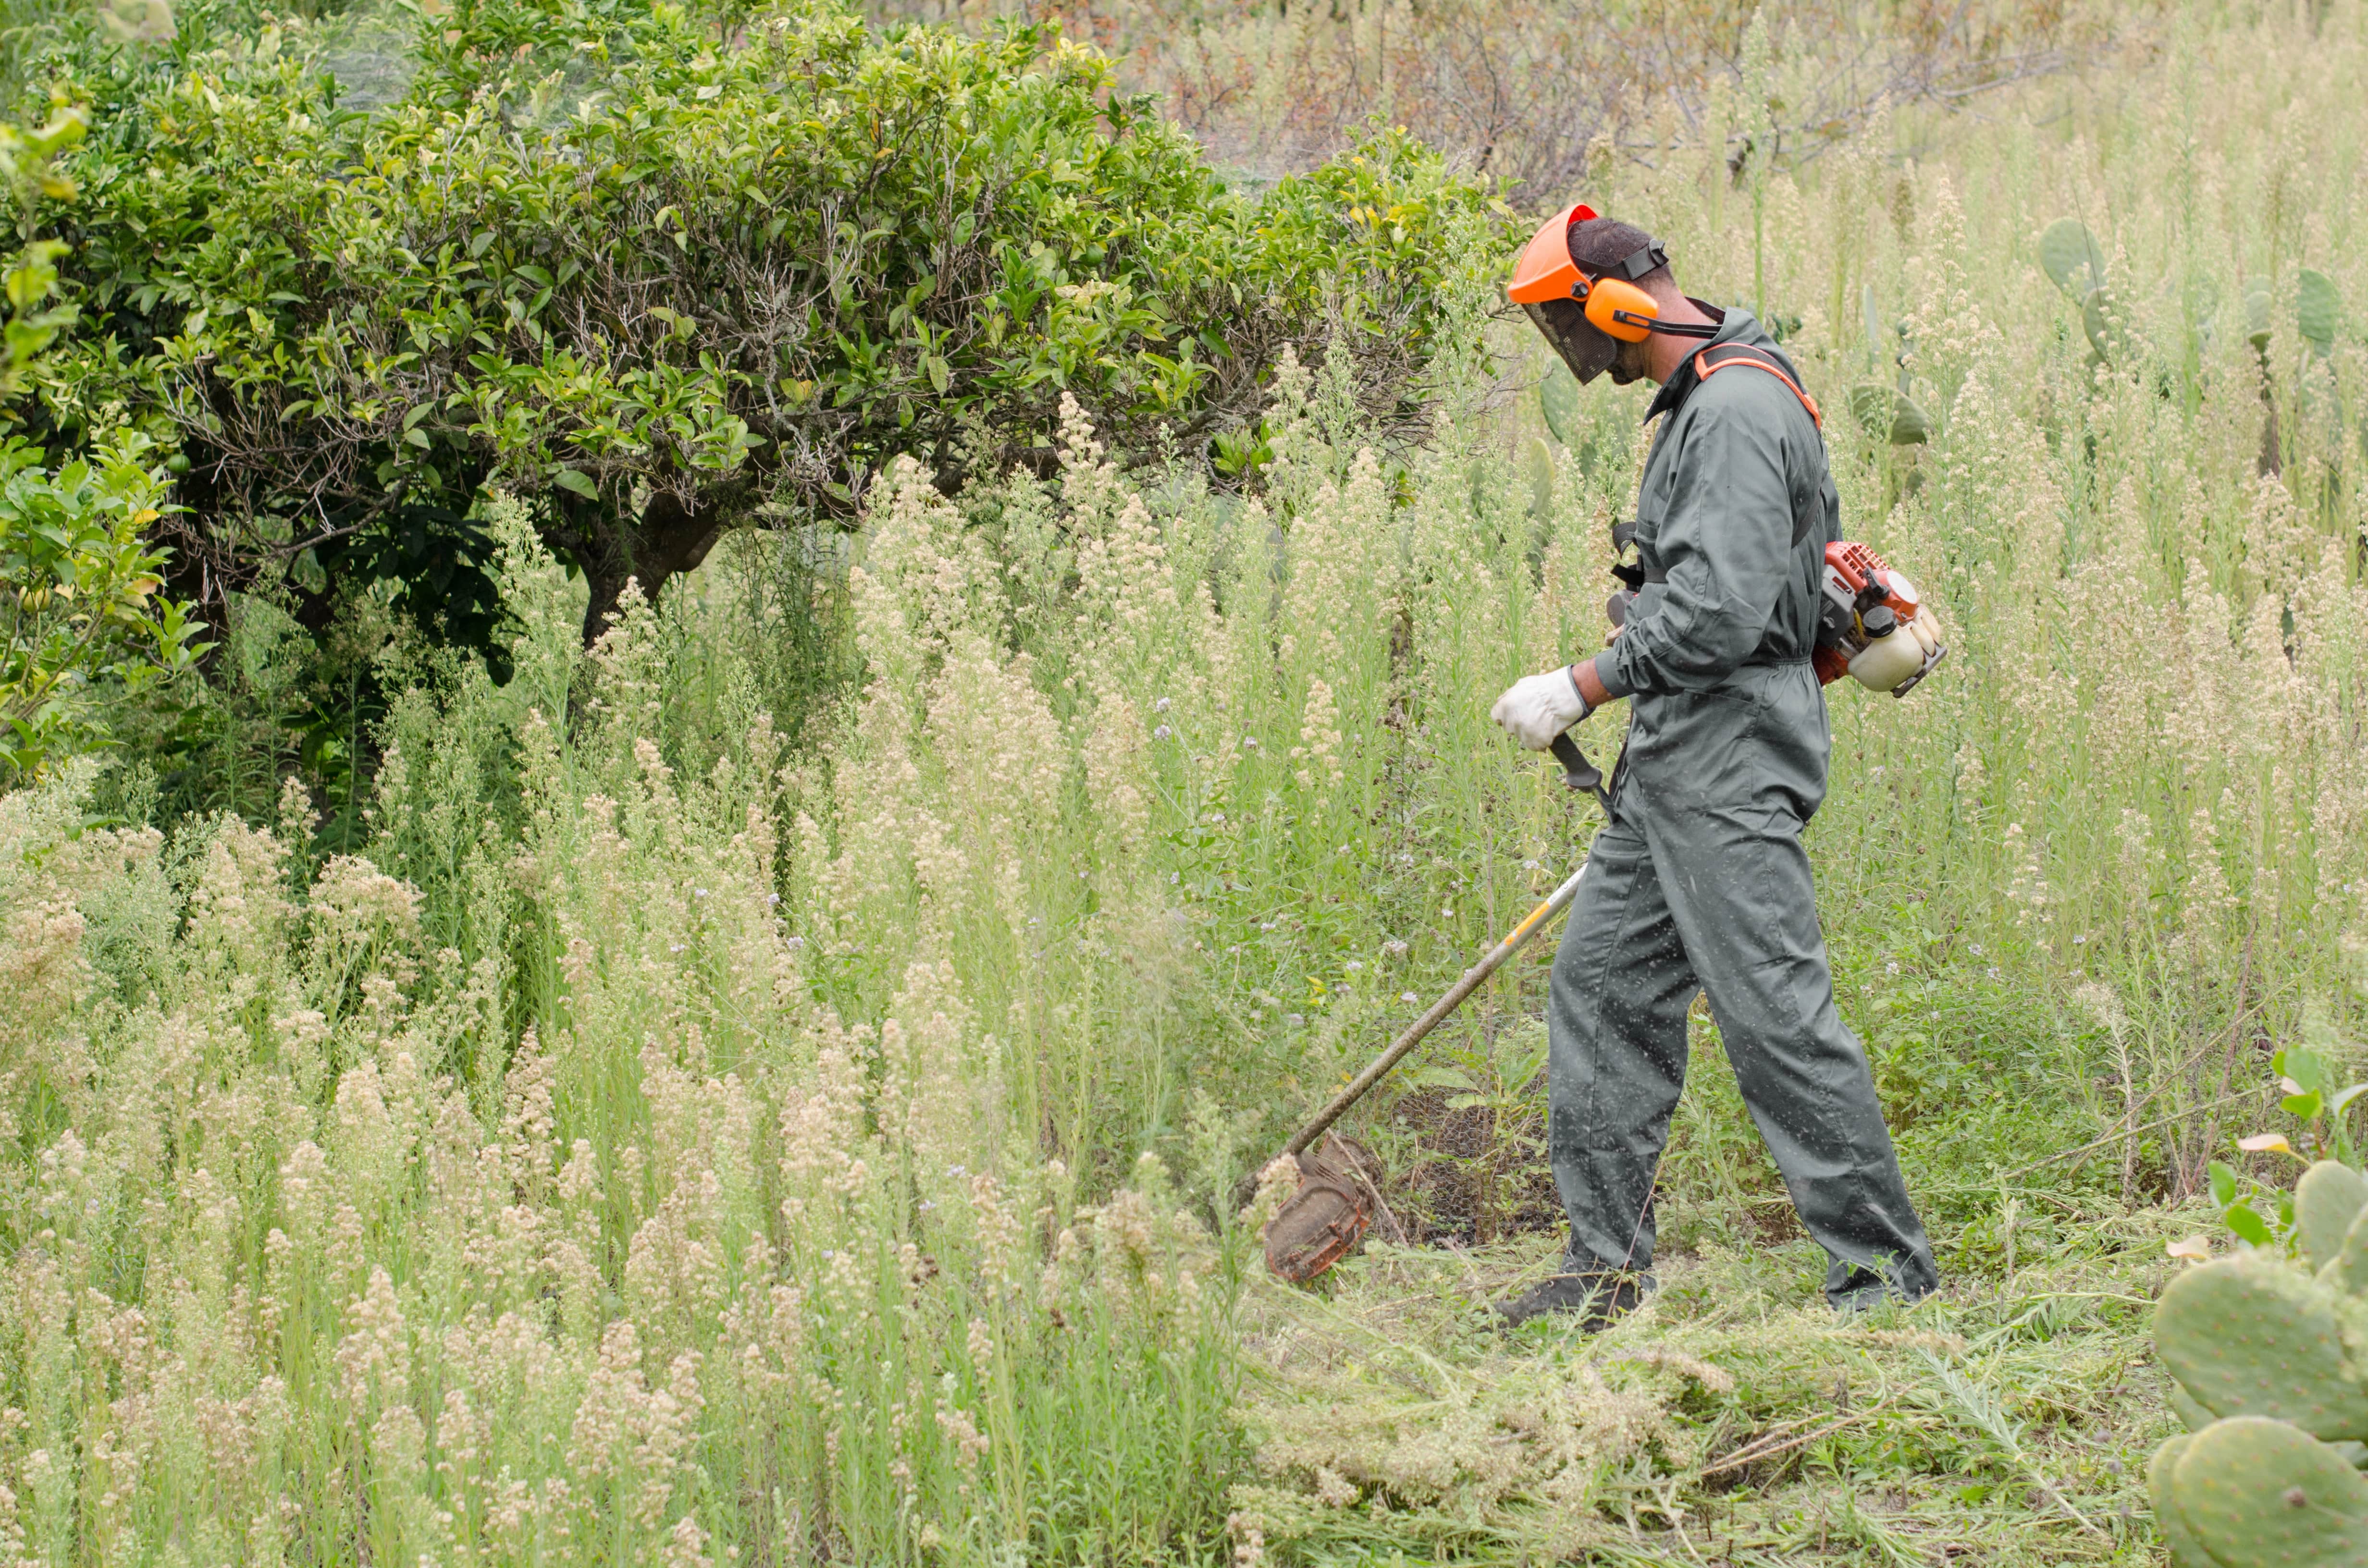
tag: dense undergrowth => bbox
[1,0,2367,1563]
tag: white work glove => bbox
[1489,666,1591,751]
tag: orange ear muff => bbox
[1583,276,1659,343]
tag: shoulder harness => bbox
[1690,342,1822,429]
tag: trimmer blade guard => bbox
[1263,1134,1378,1285]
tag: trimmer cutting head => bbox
[1263,1134,1380,1284]
[1255,739,1604,1287]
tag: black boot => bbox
[1492,1267,1647,1331]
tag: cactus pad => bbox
[2171,1416,2368,1568]
[1849,384,1891,437]
[1524,436,1555,518]
[2149,1435,2219,1568]
[1539,362,1580,446]
[2298,1162,2368,1273]
[2155,1256,2368,1440]
[1848,385,1931,446]
[2083,289,2131,364]
[2298,270,2342,356]
[2038,218,2104,299]
[2327,1203,2368,1298]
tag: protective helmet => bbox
[1510,204,1616,385]
[1508,204,1710,384]
[1506,202,1601,307]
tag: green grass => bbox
[1248,978,2192,1563]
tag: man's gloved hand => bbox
[1489,666,1591,751]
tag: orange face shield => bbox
[1506,203,1599,308]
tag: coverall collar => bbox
[1641,301,1763,423]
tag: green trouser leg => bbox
[1544,773,1938,1305]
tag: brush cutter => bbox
[1257,734,1610,1286]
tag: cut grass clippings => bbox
[1231,1198,2195,1565]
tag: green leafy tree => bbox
[0,109,86,400]
[58,0,1501,642]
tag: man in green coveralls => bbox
[1488,208,1939,1328]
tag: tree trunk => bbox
[579,489,728,644]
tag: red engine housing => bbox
[1813,541,1927,686]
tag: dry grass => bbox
[876,0,2127,196]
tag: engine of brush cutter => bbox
[1812,541,1946,697]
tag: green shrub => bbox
[0,107,202,781]
[52,0,1499,642]
[0,435,204,777]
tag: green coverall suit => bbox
[1547,308,1939,1308]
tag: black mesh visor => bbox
[1523,298,1619,385]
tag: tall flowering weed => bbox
[0,481,1269,1562]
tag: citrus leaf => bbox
[2223,1203,2273,1246]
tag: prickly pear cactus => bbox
[2171,1418,2368,1568]
[1847,384,1930,446]
[2034,219,2134,364]
[2149,1436,2216,1568]
[2330,1204,2368,1297]
[1539,361,1580,447]
[1524,436,1555,519]
[2244,284,2274,351]
[2037,218,2105,300]
[2156,1253,2368,1438]
[2153,1163,2368,1565]
[2298,270,2342,358]
[2298,1161,2368,1272]
[2082,288,2132,366]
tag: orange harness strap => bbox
[1693,344,1822,429]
